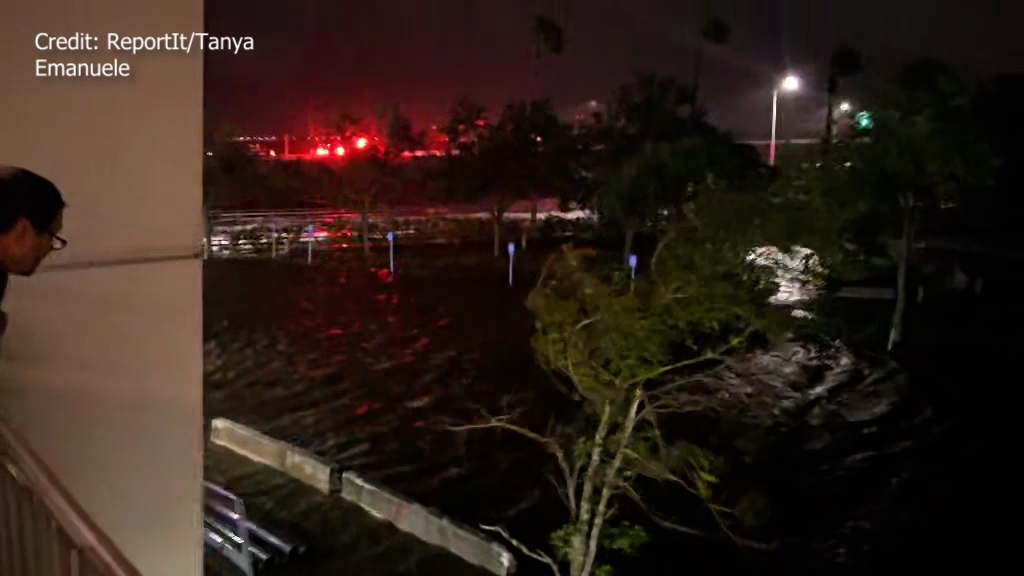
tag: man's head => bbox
[0,166,66,276]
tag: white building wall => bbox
[0,2,204,575]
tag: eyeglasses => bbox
[50,233,68,251]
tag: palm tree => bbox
[690,16,731,114]
[531,1,569,96]
[825,47,864,144]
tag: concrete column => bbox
[0,2,204,575]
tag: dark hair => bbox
[0,166,66,234]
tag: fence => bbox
[0,418,143,576]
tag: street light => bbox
[770,74,800,166]
[838,101,852,113]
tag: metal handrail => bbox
[38,249,203,273]
[0,417,144,576]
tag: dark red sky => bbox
[204,0,1021,140]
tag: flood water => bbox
[204,244,572,539]
[204,243,1013,576]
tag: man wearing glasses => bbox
[0,166,67,336]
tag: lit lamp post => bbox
[838,101,852,113]
[769,74,800,166]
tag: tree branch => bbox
[581,389,643,576]
[620,482,705,537]
[570,401,612,575]
[479,524,562,576]
[446,413,577,515]
[623,326,753,388]
[620,447,698,496]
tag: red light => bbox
[315,147,329,156]
[355,137,368,149]
[335,146,346,156]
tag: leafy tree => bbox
[335,112,366,139]
[203,125,257,250]
[443,99,578,256]
[589,78,769,264]
[783,59,993,350]
[443,96,489,154]
[611,73,691,142]
[338,155,399,255]
[383,104,422,154]
[449,187,790,576]
[864,61,992,350]
[595,141,680,264]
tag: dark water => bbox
[204,245,1013,576]
[204,245,571,529]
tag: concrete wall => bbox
[209,418,335,494]
[341,471,515,576]
[0,2,204,576]
[210,417,514,576]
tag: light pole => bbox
[769,74,800,166]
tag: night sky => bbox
[204,0,1021,140]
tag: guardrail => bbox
[0,418,143,576]
[204,481,305,575]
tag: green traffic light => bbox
[854,111,874,130]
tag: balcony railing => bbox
[0,417,143,576]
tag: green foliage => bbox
[550,521,581,561]
[528,247,674,402]
[599,522,648,554]
[441,99,581,214]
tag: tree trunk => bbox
[888,209,914,351]
[523,199,539,250]
[622,227,635,267]
[492,205,502,258]
[690,44,704,114]
[569,402,612,576]
[824,74,837,147]
[581,390,642,576]
[361,198,371,255]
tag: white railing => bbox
[0,418,143,576]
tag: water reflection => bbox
[204,255,561,532]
